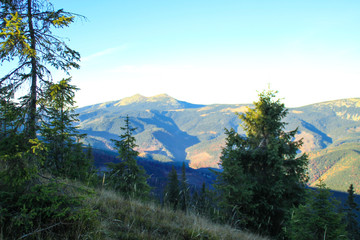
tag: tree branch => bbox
[18,222,63,239]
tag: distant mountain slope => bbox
[77,94,360,192]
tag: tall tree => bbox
[215,89,308,237]
[0,86,40,187]
[0,0,81,139]
[179,162,189,212]
[164,166,180,210]
[288,180,347,240]
[344,184,360,240]
[40,78,92,180]
[107,115,150,198]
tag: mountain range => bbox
[77,94,360,193]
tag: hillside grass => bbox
[309,142,360,193]
[90,188,268,240]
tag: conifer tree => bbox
[288,180,347,240]
[164,166,180,210]
[344,184,360,240]
[194,182,208,215]
[0,87,40,187]
[40,78,92,180]
[215,89,308,237]
[179,162,190,212]
[107,115,150,198]
[0,0,81,139]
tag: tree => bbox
[288,180,347,240]
[344,184,360,240]
[179,162,190,212]
[40,78,92,180]
[0,87,41,187]
[107,115,150,198]
[215,89,308,237]
[164,166,180,210]
[0,0,81,139]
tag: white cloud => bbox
[81,45,128,62]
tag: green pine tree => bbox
[0,0,81,139]
[179,162,190,212]
[215,89,308,237]
[107,115,150,198]
[40,78,92,181]
[288,180,348,240]
[164,166,180,210]
[196,182,208,215]
[0,87,41,187]
[344,184,360,240]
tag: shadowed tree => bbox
[344,184,360,240]
[164,166,180,210]
[179,162,190,212]
[288,180,347,240]
[107,115,150,198]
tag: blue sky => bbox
[50,0,360,107]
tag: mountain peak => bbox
[114,94,179,107]
[114,94,147,106]
[148,94,177,103]
[151,93,172,99]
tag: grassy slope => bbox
[90,189,268,240]
[309,143,360,193]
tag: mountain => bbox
[77,94,360,193]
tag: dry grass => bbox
[89,189,269,240]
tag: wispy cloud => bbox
[82,45,128,62]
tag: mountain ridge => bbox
[77,94,360,193]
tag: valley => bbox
[77,94,360,193]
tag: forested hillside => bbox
[77,94,360,192]
[2,0,360,239]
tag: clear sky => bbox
[50,0,360,108]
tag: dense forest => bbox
[1,1,359,239]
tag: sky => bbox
[48,0,360,108]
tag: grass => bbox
[89,188,268,240]
[1,175,268,239]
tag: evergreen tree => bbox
[215,89,308,237]
[179,162,190,212]
[0,0,81,139]
[344,184,360,240]
[107,115,150,198]
[40,78,92,180]
[164,166,180,210]
[194,182,208,215]
[288,180,347,240]
[0,87,41,187]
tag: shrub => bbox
[0,181,100,239]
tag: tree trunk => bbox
[27,0,37,139]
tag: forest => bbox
[1,1,360,239]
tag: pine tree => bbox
[164,166,180,210]
[0,0,81,139]
[288,180,347,240]
[0,0,81,188]
[179,162,190,212]
[195,182,208,215]
[215,89,308,237]
[0,87,40,187]
[107,115,150,198]
[40,78,92,180]
[344,184,360,240]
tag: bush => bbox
[0,181,100,239]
